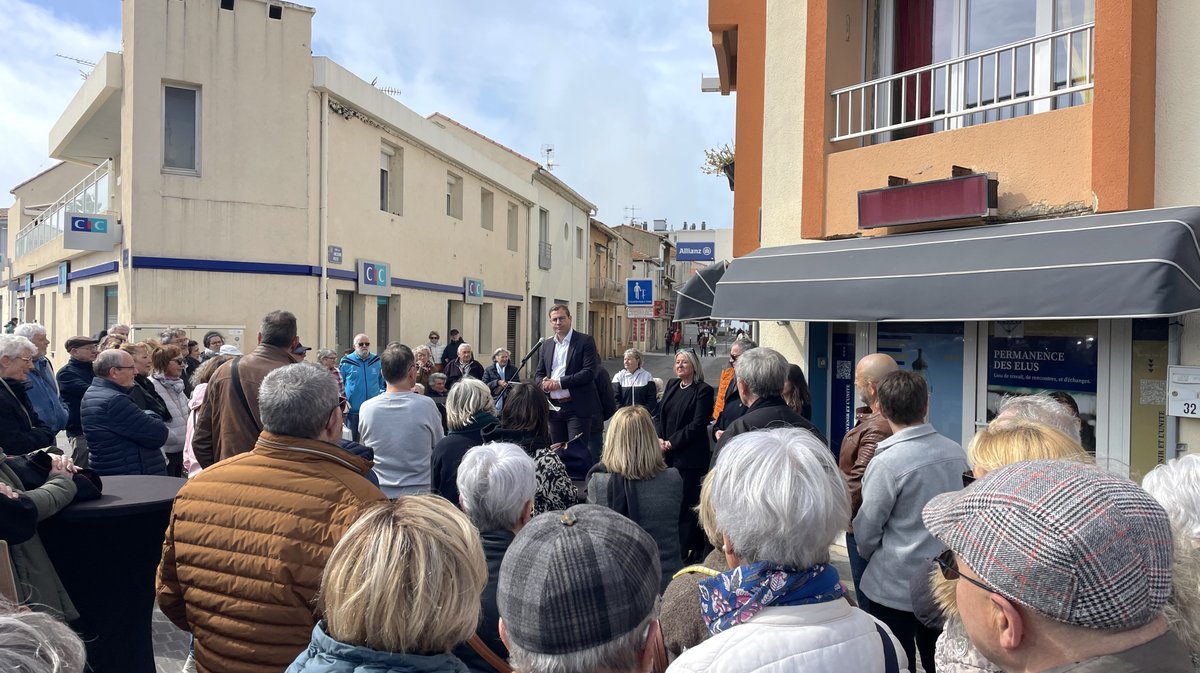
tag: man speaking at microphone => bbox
[535,304,601,475]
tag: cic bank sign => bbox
[357,259,390,296]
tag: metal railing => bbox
[15,159,114,258]
[589,277,623,304]
[537,240,552,270]
[831,23,1094,143]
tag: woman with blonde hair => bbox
[286,496,487,672]
[412,344,435,390]
[588,405,683,590]
[431,379,498,508]
[931,420,1091,673]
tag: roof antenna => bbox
[540,144,557,171]
[56,53,96,79]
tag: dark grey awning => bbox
[711,206,1200,322]
[673,261,727,321]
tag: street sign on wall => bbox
[464,277,484,305]
[627,306,654,319]
[626,279,653,306]
[65,212,121,252]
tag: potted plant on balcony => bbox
[701,143,735,191]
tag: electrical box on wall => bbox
[1167,366,1200,418]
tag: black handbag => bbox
[5,449,103,503]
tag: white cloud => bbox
[1,0,735,229]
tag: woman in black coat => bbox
[654,349,714,563]
[0,338,57,455]
[481,347,520,411]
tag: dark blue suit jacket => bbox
[534,331,601,417]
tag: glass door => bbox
[878,322,966,441]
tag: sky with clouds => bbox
[0,0,735,230]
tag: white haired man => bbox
[157,363,386,673]
[715,346,828,452]
[453,442,537,671]
[13,323,68,435]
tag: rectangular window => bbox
[506,202,519,252]
[481,188,494,230]
[506,306,519,355]
[539,208,550,243]
[446,172,463,219]
[576,226,584,259]
[376,296,390,348]
[336,291,354,353]
[163,85,199,173]
[380,145,403,214]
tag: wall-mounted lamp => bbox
[775,320,790,326]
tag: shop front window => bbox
[879,322,965,441]
[986,319,1098,452]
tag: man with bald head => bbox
[839,352,897,612]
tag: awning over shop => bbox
[673,261,728,322]
[711,206,1200,322]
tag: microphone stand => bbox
[493,337,546,399]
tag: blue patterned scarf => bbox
[698,561,846,635]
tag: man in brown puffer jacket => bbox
[156,363,386,673]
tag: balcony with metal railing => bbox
[831,23,1094,144]
[589,277,623,304]
[15,160,114,259]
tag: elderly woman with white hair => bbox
[0,334,58,455]
[431,379,498,509]
[452,442,537,671]
[482,347,520,411]
[668,427,908,673]
[1142,454,1200,664]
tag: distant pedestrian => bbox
[665,328,674,355]
[358,343,444,498]
[426,330,445,368]
[338,334,384,441]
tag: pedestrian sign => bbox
[627,279,653,306]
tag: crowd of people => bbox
[0,306,1196,673]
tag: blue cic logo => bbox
[70,216,108,233]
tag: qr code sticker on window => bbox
[836,361,853,380]
[1140,379,1166,406]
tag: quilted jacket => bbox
[81,377,168,476]
[156,431,387,673]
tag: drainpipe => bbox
[319,92,329,347]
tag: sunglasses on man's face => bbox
[935,548,999,595]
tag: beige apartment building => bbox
[612,224,675,354]
[8,0,593,365]
[588,219,634,359]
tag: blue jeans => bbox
[845,531,873,613]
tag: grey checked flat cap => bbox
[497,504,660,654]
[923,459,1174,630]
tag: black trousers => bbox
[549,403,593,481]
[677,467,708,563]
[865,600,939,673]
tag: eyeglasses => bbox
[429,335,439,340]
[112,365,136,371]
[13,356,32,362]
[962,470,976,487]
[355,342,370,347]
[172,358,186,365]
[935,548,999,595]
[332,395,349,415]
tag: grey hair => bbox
[456,443,535,531]
[108,323,129,333]
[258,363,338,439]
[492,347,510,360]
[734,346,788,398]
[674,349,704,382]
[731,337,757,353]
[996,394,1082,444]
[623,348,643,367]
[0,600,86,673]
[446,378,492,430]
[457,342,473,357]
[1143,454,1200,542]
[316,348,337,360]
[430,372,448,384]
[708,427,849,568]
[413,344,432,358]
[0,335,35,360]
[159,328,186,341]
[506,610,657,673]
[93,348,129,377]
[12,323,46,339]
[260,310,298,348]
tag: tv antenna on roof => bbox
[540,144,557,171]
[56,54,96,79]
